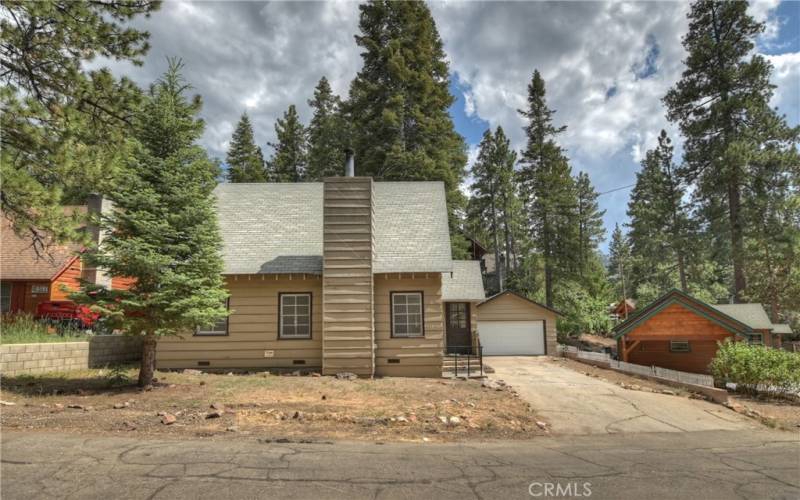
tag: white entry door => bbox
[478,320,545,355]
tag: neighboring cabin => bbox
[0,200,131,316]
[613,289,791,374]
[155,177,487,377]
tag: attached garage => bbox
[476,291,560,356]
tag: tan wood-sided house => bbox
[613,289,788,374]
[155,176,486,377]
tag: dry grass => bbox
[0,367,545,443]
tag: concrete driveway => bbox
[486,356,758,435]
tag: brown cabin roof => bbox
[0,216,82,281]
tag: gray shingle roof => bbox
[441,260,486,301]
[214,181,452,275]
[711,303,774,330]
[771,324,792,335]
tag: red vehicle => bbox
[36,301,99,330]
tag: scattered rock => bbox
[396,416,409,423]
[535,421,548,430]
[168,384,176,389]
[226,426,238,432]
[336,372,357,380]
[113,403,128,409]
[422,437,430,442]
[122,421,137,430]
[448,416,461,426]
[66,404,84,410]
[206,411,223,419]
[631,384,641,390]
[467,402,476,408]
[292,411,303,420]
[227,372,234,376]
[210,402,225,411]
[311,372,321,377]
[661,389,677,396]
[83,406,94,412]
[183,369,202,375]
[161,414,176,425]
[142,385,153,392]
[437,416,448,424]
[0,401,16,406]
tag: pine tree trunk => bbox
[729,181,746,302]
[677,251,688,292]
[138,333,157,387]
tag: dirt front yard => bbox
[0,367,545,443]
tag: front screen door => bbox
[445,302,471,354]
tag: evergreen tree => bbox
[77,62,228,387]
[518,70,577,307]
[1,0,159,250]
[306,77,348,180]
[742,152,800,321]
[574,171,606,279]
[346,0,468,256]
[267,104,307,182]
[226,112,267,182]
[626,130,694,295]
[467,128,519,293]
[608,224,631,302]
[664,0,799,302]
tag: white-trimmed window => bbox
[196,298,229,336]
[391,292,423,338]
[669,340,690,353]
[280,293,311,339]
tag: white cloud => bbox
[766,52,800,125]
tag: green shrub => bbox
[710,339,800,396]
[0,314,88,344]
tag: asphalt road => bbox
[486,356,757,435]
[2,430,798,500]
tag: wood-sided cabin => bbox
[155,177,486,377]
[613,289,786,374]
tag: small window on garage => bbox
[748,334,763,345]
[669,340,690,353]
[391,292,424,338]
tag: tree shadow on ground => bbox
[1,364,146,397]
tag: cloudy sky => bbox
[103,0,799,251]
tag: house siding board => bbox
[51,258,82,301]
[477,293,558,355]
[155,276,323,370]
[321,178,375,376]
[374,274,444,377]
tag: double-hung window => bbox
[280,293,311,339]
[391,292,423,338]
[196,298,229,336]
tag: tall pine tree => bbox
[626,130,693,294]
[77,62,228,387]
[346,0,468,256]
[607,223,631,303]
[306,77,348,180]
[226,112,267,182]
[664,0,799,302]
[1,0,159,250]
[467,127,520,293]
[518,70,577,307]
[267,104,307,182]
[574,171,606,279]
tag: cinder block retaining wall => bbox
[0,336,142,377]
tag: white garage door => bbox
[478,320,545,355]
